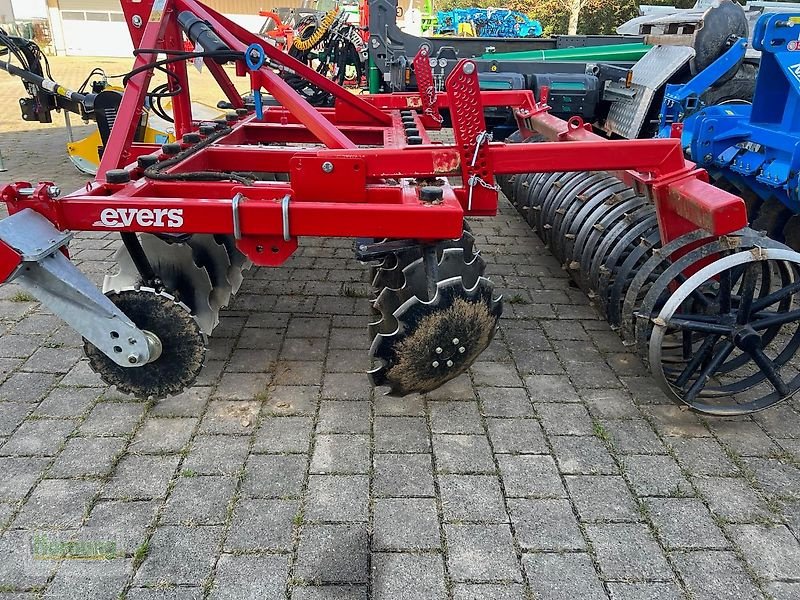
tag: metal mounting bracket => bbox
[0,209,156,368]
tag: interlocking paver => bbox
[522,552,606,600]
[46,559,131,600]
[133,525,224,585]
[78,499,158,555]
[566,475,640,522]
[486,418,547,454]
[374,418,429,453]
[432,434,495,473]
[306,475,369,522]
[477,387,534,417]
[225,498,297,551]
[209,554,289,600]
[508,498,585,551]
[694,476,773,523]
[242,454,307,497]
[79,401,146,436]
[0,530,58,589]
[550,434,618,475]
[310,434,370,474]
[585,522,674,580]
[429,401,483,434]
[373,498,440,550]
[672,550,761,600]
[0,65,795,596]
[254,416,314,453]
[497,454,565,498]
[373,453,435,497]
[444,524,522,582]
[451,584,528,600]
[294,524,369,583]
[0,418,75,456]
[726,524,800,580]
[606,582,683,600]
[439,475,507,523]
[161,475,236,526]
[371,553,446,600]
[102,455,181,500]
[317,401,370,434]
[647,498,729,550]
[14,479,100,529]
[291,585,367,599]
[623,454,692,497]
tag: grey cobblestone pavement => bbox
[0,58,799,599]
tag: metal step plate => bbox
[604,45,695,140]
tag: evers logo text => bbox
[94,208,184,228]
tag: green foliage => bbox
[436,0,703,36]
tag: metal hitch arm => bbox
[0,209,157,367]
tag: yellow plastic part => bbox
[66,100,222,175]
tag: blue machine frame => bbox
[658,13,800,214]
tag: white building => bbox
[31,0,297,57]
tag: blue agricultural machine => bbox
[434,8,542,38]
[658,13,800,249]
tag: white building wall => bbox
[0,0,14,23]
[11,0,47,20]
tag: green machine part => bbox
[369,54,381,94]
[481,42,652,62]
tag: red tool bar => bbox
[520,111,748,243]
[490,139,689,178]
[12,186,465,241]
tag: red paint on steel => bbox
[2,1,750,269]
[0,239,21,284]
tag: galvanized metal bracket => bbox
[0,209,156,368]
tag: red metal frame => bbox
[0,0,748,271]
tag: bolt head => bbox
[458,346,466,354]
[47,185,61,198]
[321,161,334,173]
[452,338,459,345]
[132,15,143,27]
[127,355,139,365]
[435,347,443,354]
[462,62,476,75]
[446,359,454,367]
[432,361,440,368]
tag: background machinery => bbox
[0,28,186,175]
[657,14,800,254]
[0,0,799,416]
[500,11,800,415]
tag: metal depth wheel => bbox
[648,248,800,415]
[84,287,206,399]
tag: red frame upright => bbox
[0,0,748,270]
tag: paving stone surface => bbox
[0,56,798,599]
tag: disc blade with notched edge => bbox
[103,243,142,293]
[189,235,233,312]
[214,234,252,295]
[140,234,217,335]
